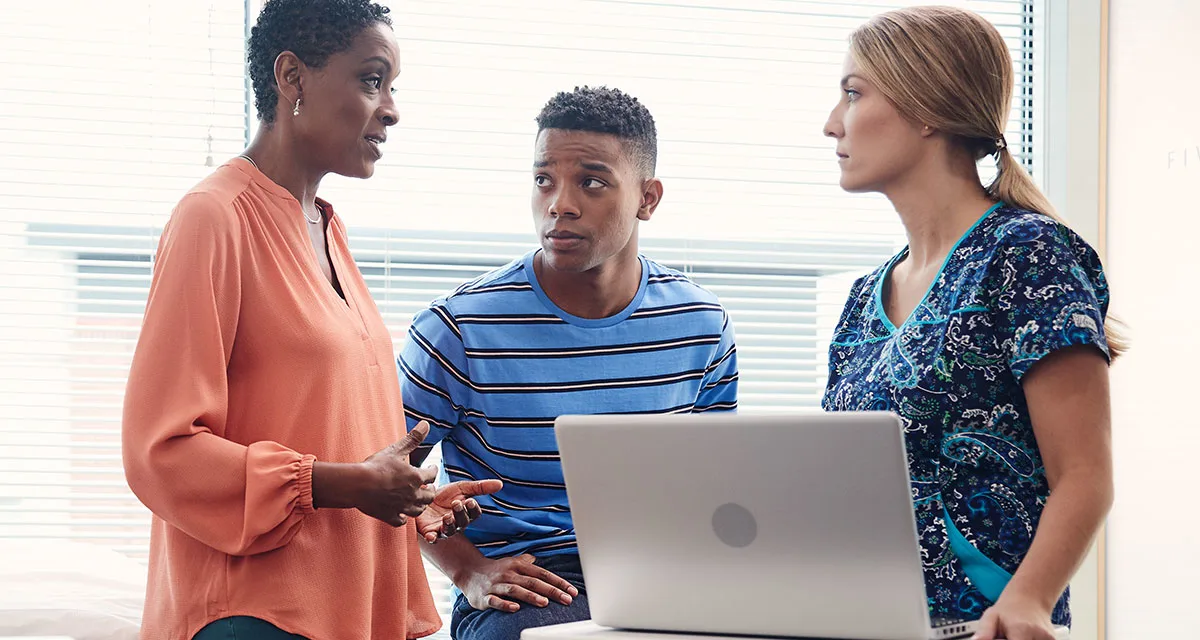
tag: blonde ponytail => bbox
[989,148,1058,222]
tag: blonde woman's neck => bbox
[885,163,997,270]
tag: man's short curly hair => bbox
[535,86,658,177]
[247,0,392,124]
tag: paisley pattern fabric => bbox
[822,204,1110,626]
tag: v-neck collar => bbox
[874,202,1003,333]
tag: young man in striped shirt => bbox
[398,86,739,640]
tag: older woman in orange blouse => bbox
[121,1,500,639]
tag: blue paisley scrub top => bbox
[822,203,1111,626]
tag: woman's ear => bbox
[273,51,305,116]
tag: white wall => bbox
[1106,0,1200,636]
[1041,3,1106,634]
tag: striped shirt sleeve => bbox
[695,311,739,412]
[398,303,471,446]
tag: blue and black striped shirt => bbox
[398,250,739,559]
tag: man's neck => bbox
[534,251,643,320]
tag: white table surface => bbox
[524,621,774,639]
[522,620,1072,640]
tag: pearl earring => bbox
[293,96,302,117]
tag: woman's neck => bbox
[884,161,997,269]
[241,125,324,210]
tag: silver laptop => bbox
[554,411,976,640]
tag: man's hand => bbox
[461,554,579,612]
[416,479,503,543]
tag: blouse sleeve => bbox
[122,192,315,557]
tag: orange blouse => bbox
[122,158,440,639]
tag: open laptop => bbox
[553,411,980,640]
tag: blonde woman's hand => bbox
[971,592,1057,640]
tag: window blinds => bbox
[0,0,1041,630]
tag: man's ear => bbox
[637,178,664,221]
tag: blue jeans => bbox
[192,616,308,640]
[451,554,591,640]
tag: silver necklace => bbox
[238,154,321,225]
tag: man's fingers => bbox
[452,501,471,530]
[447,479,503,497]
[464,499,483,522]
[513,574,573,605]
[438,516,456,539]
[492,582,549,607]
[486,594,520,613]
[524,565,579,598]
